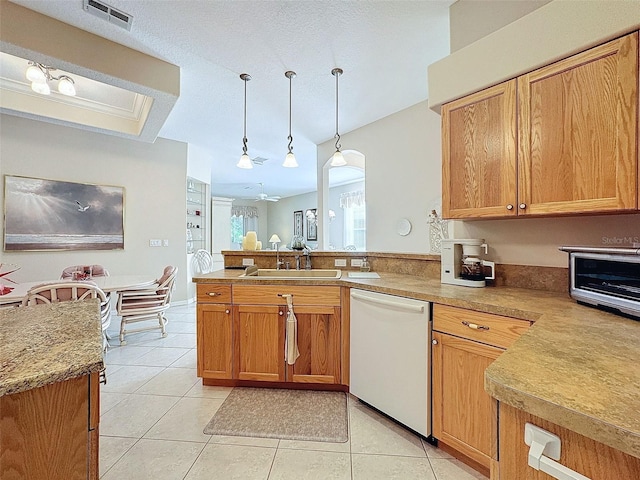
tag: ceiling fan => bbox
[254,183,280,202]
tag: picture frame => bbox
[306,208,317,241]
[293,210,304,238]
[3,175,125,251]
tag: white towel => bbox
[282,294,300,365]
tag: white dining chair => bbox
[193,249,214,274]
[22,281,111,351]
[116,266,178,345]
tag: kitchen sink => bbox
[239,268,342,279]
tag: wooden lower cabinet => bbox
[432,330,502,469]
[234,304,286,382]
[287,305,341,384]
[432,304,531,474]
[498,403,640,480]
[0,373,100,480]
[196,283,344,387]
[197,303,233,379]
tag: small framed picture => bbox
[293,210,303,238]
[306,208,317,241]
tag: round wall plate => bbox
[396,218,412,236]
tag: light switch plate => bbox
[242,258,255,266]
[149,239,161,247]
[334,259,347,267]
[163,239,169,247]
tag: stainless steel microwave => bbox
[560,246,640,320]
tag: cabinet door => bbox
[432,331,502,469]
[234,305,285,382]
[442,79,517,218]
[287,306,341,384]
[518,32,638,215]
[0,375,89,479]
[197,303,233,379]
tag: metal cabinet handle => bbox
[462,321,490,331]
[519,203,527,210]
[506,204,514,210]
[99,369,107,385]
[432,339,438,345]
[207,292,218,297]
[225,309,230,314]
[279,311,284,316]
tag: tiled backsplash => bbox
[222,251,568,293]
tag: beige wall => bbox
[318,101,443,254]
[0,114,191,301]
[449,0,550,52]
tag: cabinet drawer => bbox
[433,304,530,349]
[197,284,232,303]
[233,285,341,306]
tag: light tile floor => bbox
[101,303,488,480]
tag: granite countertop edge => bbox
[193,269,640,458]
[0,301,105,397]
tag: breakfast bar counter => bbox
[0,300,104,397]
[194,269,640,459]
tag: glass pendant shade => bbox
[237,153,253,169]
[331,150,347,167]
[283,152,298,168]
[31,81,50,95]
[58,76,76,96]
[26,65,45,83]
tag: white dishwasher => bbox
[350,289,431,437]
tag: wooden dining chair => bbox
[22,281,111,351]
[116,266,178,345]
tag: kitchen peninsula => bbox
[0,301,104,479]
[193,257,640,479]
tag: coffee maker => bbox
[441,239,495,287]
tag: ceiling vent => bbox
[83,0,133,31]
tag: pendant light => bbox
[237,73,253,169]
[330,67,347,167]
[283,70,298,168]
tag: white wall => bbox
[318,101,442,254]
[449,0,550,52]
[0,114,190,301]
[266,191,317,249]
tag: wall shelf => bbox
[187,178,208,254]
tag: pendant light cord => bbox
[332,68,343,151]
[288,72,293,154]
[240,73,251,156]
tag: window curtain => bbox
[340,190,365,209]
[231,206,259,248]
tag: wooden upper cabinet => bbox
[442,79,518,218]
[518,32,638,215]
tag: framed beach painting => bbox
[3,175,125,251]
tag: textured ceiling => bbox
[7,0,452,198]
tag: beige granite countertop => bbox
[194,269,640,458]
[0,300,104,397]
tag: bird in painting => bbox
[76,201,90,212]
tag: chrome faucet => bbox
[275,243,284,270]
[295,255,301,270]
[303,247,312,270]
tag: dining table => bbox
[0,275,157,306]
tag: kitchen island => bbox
[0,301,104,479]
[193,268,640,475]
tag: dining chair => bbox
[116,265,178,345]
[60,264,110,279]
[193,249,214,274]
[21,281,111,351]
